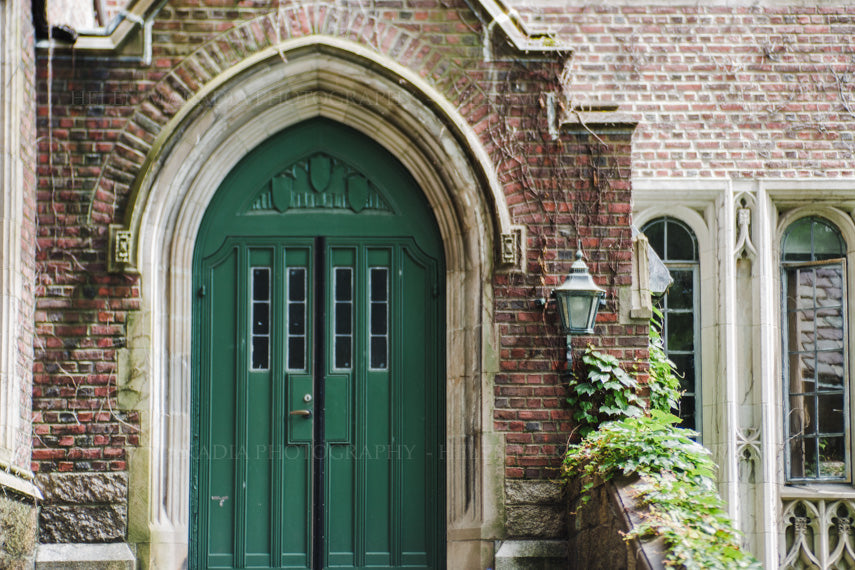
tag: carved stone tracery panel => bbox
[783,499,855,569]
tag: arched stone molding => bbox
[90,3,513,247]
[633,205,711,246]
[775,206,855,258]
[125,39,507,567]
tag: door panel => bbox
[196,239,441,569]
[206,247,238,568]
[192,119,444,569]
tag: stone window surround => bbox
[634,178,855,567]
[639,216,702,435]
[633,190,716,448]
[119,38,510,567]
[0,0,39,499]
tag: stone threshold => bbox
[494,540,568,569]
[35,543,135,569]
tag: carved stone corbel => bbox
[500,226,525,270]
[734,193,758,261]
[108,224,137,274]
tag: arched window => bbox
[782,216,848,482]
[642,217,701,434]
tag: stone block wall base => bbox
[494,540,568,570]
[35,543,135,569]
[0,490,38,569]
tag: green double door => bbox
[191,120,445,569]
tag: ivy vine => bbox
[563,315,761,569]
[647,308,682,415]
[564,412,761,569]
[565,347,644,438]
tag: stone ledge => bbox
[0,468,42,501]
[35,543,135,569]
[559,111,640,133]
[494,540,568,570]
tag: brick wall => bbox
[33,0,645,542]
[522,3,855,178]
[495,128,644,484]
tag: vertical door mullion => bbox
[364,246,393,567]
[325,244,358,567]
[282,244,314,567]
[247,248,274,565]
[271,245,284,568]
[313,237,327,570]
[391,244,403,567]
[234,246,248,567]
[355,245,366,568]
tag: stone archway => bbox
[120,38,511,568]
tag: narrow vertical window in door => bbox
[287,267,307,371]
[370,268,389,370]
[251,267,271,370]
[334,267,353,370]
[246,250,274,566]
[282,247,312,568]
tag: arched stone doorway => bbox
[191,118,446,568]
[120,39,511,568]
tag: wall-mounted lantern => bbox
[552,248,606,367]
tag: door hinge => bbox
[432,284,440,298]
[197,285,207,297]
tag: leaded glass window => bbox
[783,216,848,482]
[642,217,701,433]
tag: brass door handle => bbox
[289,409,312,418]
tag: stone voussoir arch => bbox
[92,1,513,251]
[111,12,514,569]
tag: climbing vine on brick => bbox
[563,412,761,569]
[564,318,759,569]
[565,346,644,438]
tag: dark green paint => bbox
[192,120,445,569]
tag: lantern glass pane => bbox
[568,294,594,331]
[586,295,599,330]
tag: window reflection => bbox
[783,217,848,482]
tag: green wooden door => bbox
[191,120,445,569]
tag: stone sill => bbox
[560,111,640,133]
[780,483,855,500]
[0,466,42,501]
[494,540,568,569]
